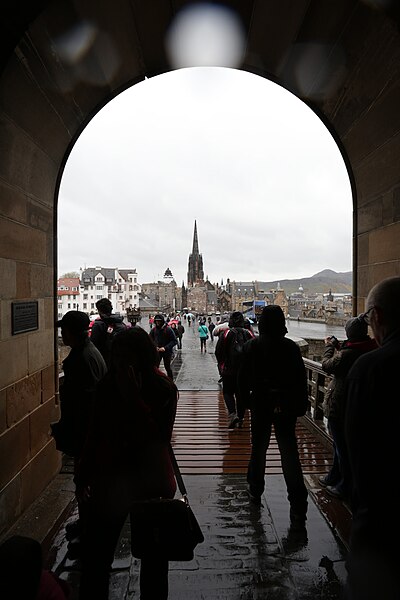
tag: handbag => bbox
[50,419,77,457]
[130,445,204,561]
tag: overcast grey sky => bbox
[58,66,352,285]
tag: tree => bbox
[60,271,80,278]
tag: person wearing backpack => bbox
[237,305,308,526]
[215,311,254,428]
[90,298,127,366]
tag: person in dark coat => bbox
[208,320,216,342]
[76,326,178,600]
[176,321,185,349]
[215,311,254,428]
[238,305,308,527]
[149,314,177,380]
[320,318,377,499]
[52,310,107,557]
[90,298,127,366]
[344,276,400,600]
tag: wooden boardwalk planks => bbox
[172,390,333,475]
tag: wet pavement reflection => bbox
[47,474,348,599]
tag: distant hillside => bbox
[262,269,352,295]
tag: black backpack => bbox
[102,320,127,364]
[224,327,252,371]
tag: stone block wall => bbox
[0,365,61,536]
[0,43,67,534]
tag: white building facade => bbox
[57,277,80,320]
[57,267,141,318]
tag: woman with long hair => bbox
[76,326,178,600]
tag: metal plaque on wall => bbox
[12,301,39,335]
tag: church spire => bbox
[192,220,199,254]
[187,220,204,287]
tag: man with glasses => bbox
[344,276,400,600]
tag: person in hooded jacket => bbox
[238,305,308,527]
[320,317,377,500]
[90,298,127,366]
[149,314,177,380]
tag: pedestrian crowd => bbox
[3,276,399,600]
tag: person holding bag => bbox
[76,326,178,600]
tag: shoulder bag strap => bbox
[168,443,188,497]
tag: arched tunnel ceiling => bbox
[2,0,400,146]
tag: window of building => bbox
[68,303,71,309]
[96,295,101,300]
[83,303,87,309]
[83,294,88,300]
[91,303,95,309]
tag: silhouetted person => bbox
[176,321,185,349]
[90,298,126,366]
[208,320,215,341]
[320,318,376,500]
[0,535,70,599]
[52,311,107,557]
[149,314,177,380]
[76,327,178,600]
[344,276,400,600]
[238,305,308,528]
[215,311,254,428]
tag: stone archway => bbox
[1,0,400,533]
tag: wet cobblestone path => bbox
[47,321,348,599]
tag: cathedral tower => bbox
[187,220,204,287]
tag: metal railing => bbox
[302,357,332,443]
